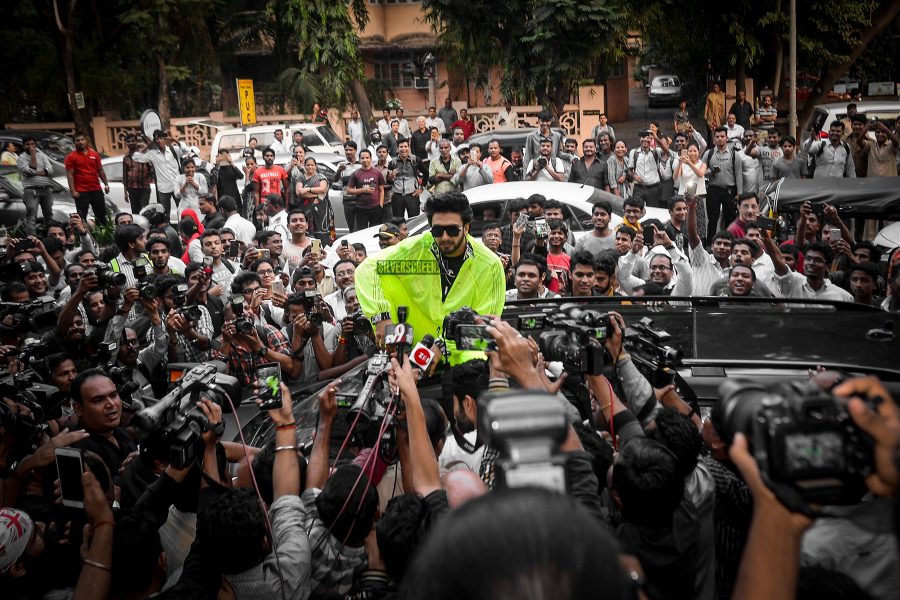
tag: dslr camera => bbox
[537,304,610,375]
[172,283,202,321]
[346,310,372,336]
[301,290,323,326]
[477,390,569,491]
[229,297,255,335]
[132,257,159,300]
[86,262,127,288]
[443,306,496,352]
[716,379,874,505]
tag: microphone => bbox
[409,334,436,371]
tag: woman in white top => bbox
[607,140,631,199]
[425,127,442,162]
[174,160,208,214]
[674,141,708,241]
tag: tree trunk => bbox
[798,0,900,130]
[158,56,171,128]
[735,57,747,94]
[56,0,93,144]
[350,78,373,138]
[771,0,783,98]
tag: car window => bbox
[470,201,505,236]
[317,126,341,144]
[316,162,336,184]
[104,161,123,182]
[563,204,591,231]
[43,134,74,155]
[257,133,277,148]
[0,171,24,195]
[302,132,321,148]
[218,134,246,152]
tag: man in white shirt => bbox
[264,193,289,239]
[377,109,392,136]
[346,109,366,149]
[618,234,693,297]
[269,129,289,154]
[323,259,356,320]
[495,101,519,129]
[724,113,745,147]
[219,195,256,245]
[525,138,565,182]
[628,130,668,208]
[394,107,411,138]
[687,194,733,296]
[282,209,312,264]
[174,160,208,214]
[200,230,238,297]
[132,129,182,221]
[424,106,446,136]
[764,237,853,302]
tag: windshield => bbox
[42,133,75,156]
[0,171,24,195]
[317,125,341,144]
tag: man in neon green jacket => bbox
[355,192,506,364]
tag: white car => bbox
[211,123,343,161]
[804,100,899,143]
[648,75,683,107]
[324,181,669,264]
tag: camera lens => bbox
[714,380,767,445]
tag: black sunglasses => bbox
[431,224,462,238]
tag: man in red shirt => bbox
[726,193,760,239]
[252,148,288,209]
[451,109,475,140]
[64,132,110,224]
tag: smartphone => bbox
[533,218,549,239]
[229,242,240,258]
[256,364,283,410]
[341,239,349,248]
[69,213,79,220]
[55,447,85,509]
[272,279,285,296]
[202,256,214,267]
[515,212,529,229]
[829,228,842,241]
[455,324,498,351]
[311,238,322,257]
[642,223,656,239]
[259,248,271,260]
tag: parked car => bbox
[211,124,343,162]
[0,166,117,230]
[0,132,68,176]
[648,75,683,107]
[325,181,669,261]
[804,100,899,142]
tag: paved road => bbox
[611,87,685,147]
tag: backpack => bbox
[808,140,850,177]
[628,148,661,172]
[702,146,738,182]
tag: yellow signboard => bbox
[236,79,257,125]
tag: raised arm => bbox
[305,381,338,490]
[390,358,441,496]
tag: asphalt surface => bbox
[613,87,686,146]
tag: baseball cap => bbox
[0,508,34,572]
[374,223,401,239]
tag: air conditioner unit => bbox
[414,78,429,90]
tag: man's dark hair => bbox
[255,230,281,246]
[595,249,619,277]
[623,196,645,211]
[352,242,367,255]
[71,367,109,405]
[425,191,473,225]
[315,464,379,546]
[200,228,221,242]
[231,271,261,295]
[249,443,308,506]
[113,224,145,253]
[332,259,355,277]
[733,237,760,257]
[737,193,758,205]
[156,273,186,296]
[389,216,407,228]
[714,126,728,134]
[516,254,546,277]
[636,281,665,295]
[805,241,832,263]
[537,110,552,122]
[547,218,567,234]
[344,140,358,150]
[543,198,562,211]
[569,251,596,272]
[22,135,36,145]
[377,494,433,581]
[147,236,171,251]
[592,199,613,215]
[482,222,502,236]
[506,197,527,214]
[649,408,702,479]
[713,230,735,244]
[179,217,198,237]
[46,352,75,376]
[199,488,268,574]
[526,194,546,208]
[111,512,163,595]
[422,398,448,450]
[287,208,306,221]
[612,437,684,527]
[615,225,636,240]
[218,195,238,213]
[781,135,797,146]
[445,359,487,422]
[731,264,756,281]
[854,240,881,264]
[849,261,878,281]
[358,148,371,158]
[265,193,284,209]
[667,195,687,211]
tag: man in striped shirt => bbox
[16,136,55,235]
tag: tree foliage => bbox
[422,0,629,116]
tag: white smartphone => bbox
[55,447,85,509]
[272,279,285,296]
[829,228,842,241]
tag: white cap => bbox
[0,508,34,572]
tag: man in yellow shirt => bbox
[355,192,506,364]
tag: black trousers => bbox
[343,200,358,232]
[356,206,383,229]
[706,185,737,244]
[128,187,151,214]
[76,190,107,224]
[391,193,420,219]
[631,182,662,208]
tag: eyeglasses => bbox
[242,286,260,295]
[256,269,275,276]
[431,224,462,238]
[649,265,672,271]
[122,339,140,347]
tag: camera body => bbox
[0,298,57,333]
[537,305,610,375]
[533,218,549,239]
[133,258,159,300]
[301,290,323,326]
[477,390,569,491]
[717,379,873,505]
[347,310,372,336]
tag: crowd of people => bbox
[1,93,899,600]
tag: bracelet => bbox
[93,520,115,529]
[274,445,298,452]
[598,403,612,412]
[275,422,297,430]
[82,559,112,572]
[337,336,347,345]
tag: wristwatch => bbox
[370,312,392,324]
[257,346,268,358]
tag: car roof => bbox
[651,75,680,82]
[464,181,601,204]
[814,101,900,112]
[215,123,327,136]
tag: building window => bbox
[373,54,416,88]
[608,59,627,79]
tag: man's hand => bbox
[654,228,674,249]
[484,318,543,388]
[822,203,839,224]
[604,311,626,361]
[260,382,294,426]
[81,470,115,526]
[196,398,223,447]
[799,200,812,221]
[317,379,339,422]
[120,287,139,314]
[375,318,393,348]
[388,357,418,400]
[836,377,900,497]
[631,232,644,255]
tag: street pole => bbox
[789,0,798,138]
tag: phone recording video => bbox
[256,364,283,411]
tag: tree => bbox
[50,0,95,142]
[423,0,629,119]
[280,0,374,128]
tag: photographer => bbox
[70,369,138,476]
[183,262,225,338]
[102,288,168,401]
[330,286,376,372]
[281,292,336,382]
[526,137,565,182]
[149,275,212,364]
[199,229,238,297]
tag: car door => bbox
[469,200,506,237]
